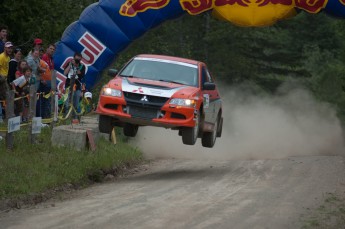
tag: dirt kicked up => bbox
[133,86,345,160]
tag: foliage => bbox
[0,0,97,54]
[2,2,345,121]
[0,127,142,199]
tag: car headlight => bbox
[102,87,122,97]
[169,98,196,107]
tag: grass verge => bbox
[0,126,142,209]
[300,192,345,229]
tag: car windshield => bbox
[120,57,199,87]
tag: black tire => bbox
[201,116,219,148]
[182,111,200,145]
[123,123,139,137]
[99,115,113,133]
[217,117,223,138]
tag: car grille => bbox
[128,105,159,120]
[124,92,169,106]
[124,92,168,120]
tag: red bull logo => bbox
[255,0,293,6]
[120,0,170,16]
[340,0,345,5]
[180,0,213,15]
[180,0,294,14]
[295,0,327,13]
[119,0,328,16]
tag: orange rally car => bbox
[96,54,223,148]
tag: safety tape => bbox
[0,121,31,132]
[0,86,89,132]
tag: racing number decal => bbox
[203,94,210,108]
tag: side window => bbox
[205,68,213,83]
[201,67,208,85]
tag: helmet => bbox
[84,92,92,99]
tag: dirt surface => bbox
[2,88,345,228]
[1,155,345,229]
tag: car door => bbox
[201,66,219,124]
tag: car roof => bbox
[135,54,200,65]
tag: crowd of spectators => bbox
[0,25,56,123]
[0,24,94,124]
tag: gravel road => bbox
[1,155,345,229]
[2,89,345,228]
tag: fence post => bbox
[5,90,15,150]
[28,85,37,144]
[51,70,57,127]
[68,76,76,121]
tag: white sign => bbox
[32,117,42,134]
[203,94,210,109]
[8,116,21,133]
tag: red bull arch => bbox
[54,0,345,91]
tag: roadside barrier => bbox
[0,78,95,150]
[0,89,89,132]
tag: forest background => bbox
[2,0,345,122]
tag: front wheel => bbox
[201,116,219,148]
[181,112,200,145]
[123,123,139,137]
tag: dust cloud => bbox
[130,84,345,160]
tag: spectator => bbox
[27,38,43,56]
[63,52,85,120]
[11,67,32,122]
[0,41,13,80]
[8,47,23,85]
[0,25,8,54]
[16,60,28,78]
[26,48,44,91]
[40,44,56,119]
[41,44,55,72]
[81,92,95,115]
[37,58,51,118]
[0,41,13,120]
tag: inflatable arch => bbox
[54,0,345,91]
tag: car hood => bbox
[111,77,198,98]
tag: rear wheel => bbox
[182,111,200,145]
[123,123,139,137]
[99,115,113,134]
[201,116,219,148]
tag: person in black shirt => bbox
[7,47,23,86]
[63,52,85,120]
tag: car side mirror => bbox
[108,69,118,77]
[203,82,216,90]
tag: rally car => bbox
[96,54,223,147]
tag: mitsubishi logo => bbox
[140,95,149,102]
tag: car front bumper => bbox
[96,95,197,128]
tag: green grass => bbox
[0,126,142,200]
[301,193,345,229]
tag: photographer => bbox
[63,52,85,121]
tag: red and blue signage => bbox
[53,0,345,91]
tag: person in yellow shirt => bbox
[0,41,13,120]
[0,41,13,79]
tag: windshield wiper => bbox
[158,79,184,85]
